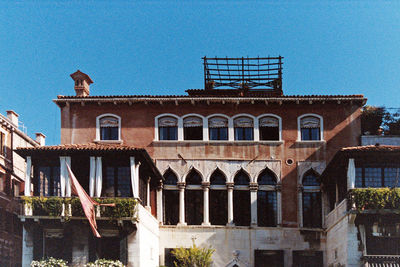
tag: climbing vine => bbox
[349,188,400,212]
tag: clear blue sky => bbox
[1,1,399,145]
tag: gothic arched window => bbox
[210,169,227,225]
[302,170,322,228]
[163,169,179,225]
[185,169,203,225]
[257,169,277,227]
[233,170,251,226]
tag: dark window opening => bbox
[102,159,131,197]
[163,170,179,225]
[257,191,277,227]
[258,169,277,185]
[302,170,320,186]
[35,166,60,196]
[365,221,400,255]
[185,170,203,225]
[302,192,322,228]
[293,250,323,267]
[209,127,228,140]
[0,132,5,156]
[183,116,203,140]
[300,116,321,141]
[99,116,119,140]
[255,250,284,267]
[185,190,203,225]
[159,116,178,140]
[234,170,250,185]
[356,166,400,188]
[260,126,279,141]
[160,127,178,140]
[234,117,254,141]
[233,190,250,226]
[184,126,203,140]
[210,190,227,225]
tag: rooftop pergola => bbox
[203,56,283,93]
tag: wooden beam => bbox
[175,100,179,106]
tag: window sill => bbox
[153,140,284,145]
[93,139,123,144]
[295,140,326,145]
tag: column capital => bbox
[157,184,164,190]
[249,182,258,191]
[297,185,303,192]
[276,183,282,191]
[201,182,210,189]
[177,182,186,189]
[226,182,234,189]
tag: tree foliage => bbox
[171,241,215,267]
[361,106,400,135]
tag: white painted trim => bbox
[154,113,180,141]
[182,113,206,141]
[95,113,122,141]
[232,114,256,141]
[24,156,31,196]
[297,113,324,141]
[257,113,282,141]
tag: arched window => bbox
[302,170,322,228]
[257,169,277,227]
[234,116,254,141]
[183,116,203,140]
[158,116,178,140]
[233,170,251,226]
[210,169,227,225]
[163,169,179,225]
[97,114,120,141]
[259,116,280,141]
[299,115,322,141]
[185,169,203,225]
[209,116,228,140]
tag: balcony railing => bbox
[20,196,137,220]
[362,255,400,266]
[325,198,348,229]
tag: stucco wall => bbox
[159,226,325,267]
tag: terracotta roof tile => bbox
[341,145,400,152]
[16,143,145,152]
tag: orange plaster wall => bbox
[59,101,362,225]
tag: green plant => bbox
[171,241,215,267]
[31,257,68,267]
[84,259,126,267]
[349,188,400,212]
[361,106,386,135]
[22,197,63,216]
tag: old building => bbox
[18,57,367,266]
[0,111,41,267]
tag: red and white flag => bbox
[66,163,101,238]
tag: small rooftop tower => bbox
[70,70,93,97]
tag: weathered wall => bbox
[361,135,400,146]
[159,226,325,267]
[59,101,362,226]
[128,205,160,267]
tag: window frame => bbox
[155,114,181,141]
[208,115,229,141]
[301,170,322,228]
[257,114,282,141]
[162,169,179,225]
[96,114,122,142]
[297,114,324,141]
[257,168,278,227]
[182,114,205,141]
[232,115,255,141]
[355,164,400,188]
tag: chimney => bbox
[6,110,19,126]
[70,70,93,97]
[35,133,46,146]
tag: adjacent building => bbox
[0,111,41,267]
[18,57,369,266]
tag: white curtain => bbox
[95,157,102,197]
[208,116,228,128]
[300,116,320,128]
[259,117,278,127]
[234,117,253,127]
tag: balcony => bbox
[19,196,138,221]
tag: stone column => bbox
[177,182,187,226]
[157,184,163,224]
[347,158,355,190]
[146,177,151,210]
[297,185,303,227]
[24,156,31,196]
[202,182,210,226]
[226,182,234,226]
[22,224,33,267]
[276,183,282,226]
[250,182,258,227]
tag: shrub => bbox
[31,257,68,267]
[361,106,386,135]
[171,241,215,267]
[84,259,126,267]
[349,188,400,211]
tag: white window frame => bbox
[155,114,180,141]
[297,113,324,141]
[257,114,282,142]
[95,114,122,143]
[206,114,231,142]
[232,114,257,141]
[182,114,206,141]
